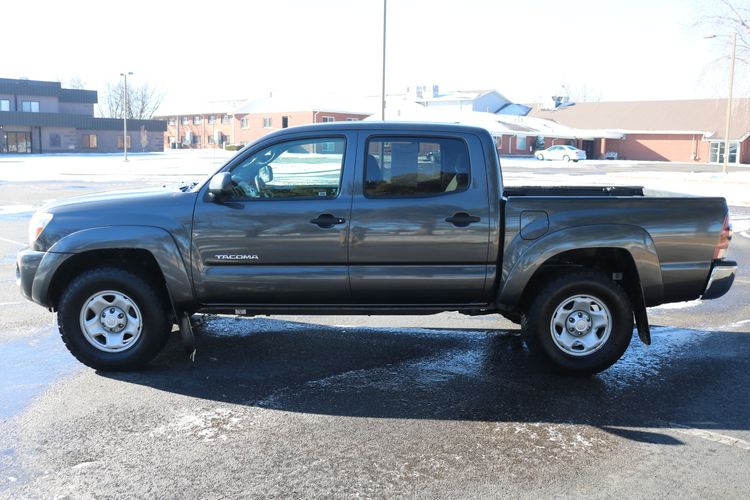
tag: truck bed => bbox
[504,185,645,197]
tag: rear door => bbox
[348,131,491,304]
[191,131,356,305]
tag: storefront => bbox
[0,130,32,153]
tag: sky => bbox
[2,0,744,113]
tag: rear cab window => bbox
[365,137,470,197]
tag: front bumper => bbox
[702,260,737,300]
[16,247,45,302]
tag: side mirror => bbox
[207,172,233,201]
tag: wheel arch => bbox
[34,226,196,313]
[498,224,663,311]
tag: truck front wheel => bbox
[57,267,171,371]
[521,271,633,375]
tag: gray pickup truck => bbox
[17,122,737,374]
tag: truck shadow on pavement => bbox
[102,316,750,445]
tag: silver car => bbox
[536,145,586,162]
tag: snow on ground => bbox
[502,158,750,207]
[0,150,233,183]
[1,151,750,205]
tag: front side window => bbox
[22,101,40,112]
[226,137,346,200]
[0,99,9,111]
[365,137,470,197]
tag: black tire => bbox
[536,154,544,160]
[521,271,633,375]
[57,267,171,371]
[563,155,571,162]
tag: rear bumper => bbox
[702,260,737,300]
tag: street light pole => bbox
[381,0,387,121]
[120,71,133,162]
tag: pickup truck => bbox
[16,122,737,375]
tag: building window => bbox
[710,141,739,164]
[49,133,61,148]
[208,135,215,144]
[322,116,335,123]
[517,135,527,151]
[496,135,503,151]
[346,118,359,121]
[193,135,201,145]
[181,116,189,125]
[117,135,132,149]
[282,116,289,128]
[365,137,470,198]
[168,117,176,126]
[0,99,9,111]
[81,134,97,149]
[263,117,272,128]
[240,118,249,129]
[222,115,231,124]
[169,136,177,144]
[208,115,216,124]
[2,132,31,153]
[193,115,202,124]
[22,101,40,113]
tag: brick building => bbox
[156,94,370,149]
[530,99,750,164]
[0,77,166,154]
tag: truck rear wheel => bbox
[521,271,633,375]
[57,267,171,371]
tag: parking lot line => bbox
[669,424,750,451]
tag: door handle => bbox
[310,213,346,228]
[445,212,481,227]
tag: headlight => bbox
[28,211,54,245]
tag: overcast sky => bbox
[2,0,742,112]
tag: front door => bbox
[348,132,491,304]
[191,132,355,305]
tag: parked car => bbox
[536,145,586,162]
[17,122,736,375]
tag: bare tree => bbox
[67,75,88,90]
[699,0,750,66]
[98,80,164,119]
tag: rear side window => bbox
[365,137,469,197]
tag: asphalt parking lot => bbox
[1,169,749,498]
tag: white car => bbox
[536,145,586,162]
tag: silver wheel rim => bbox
[79,290,143,353]
[549,294,612,357]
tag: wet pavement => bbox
[0,178,749,498]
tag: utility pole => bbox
[705,33,736,174]
[381,0,387,121]
[120,71,133,161]
[722,32,736,175]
